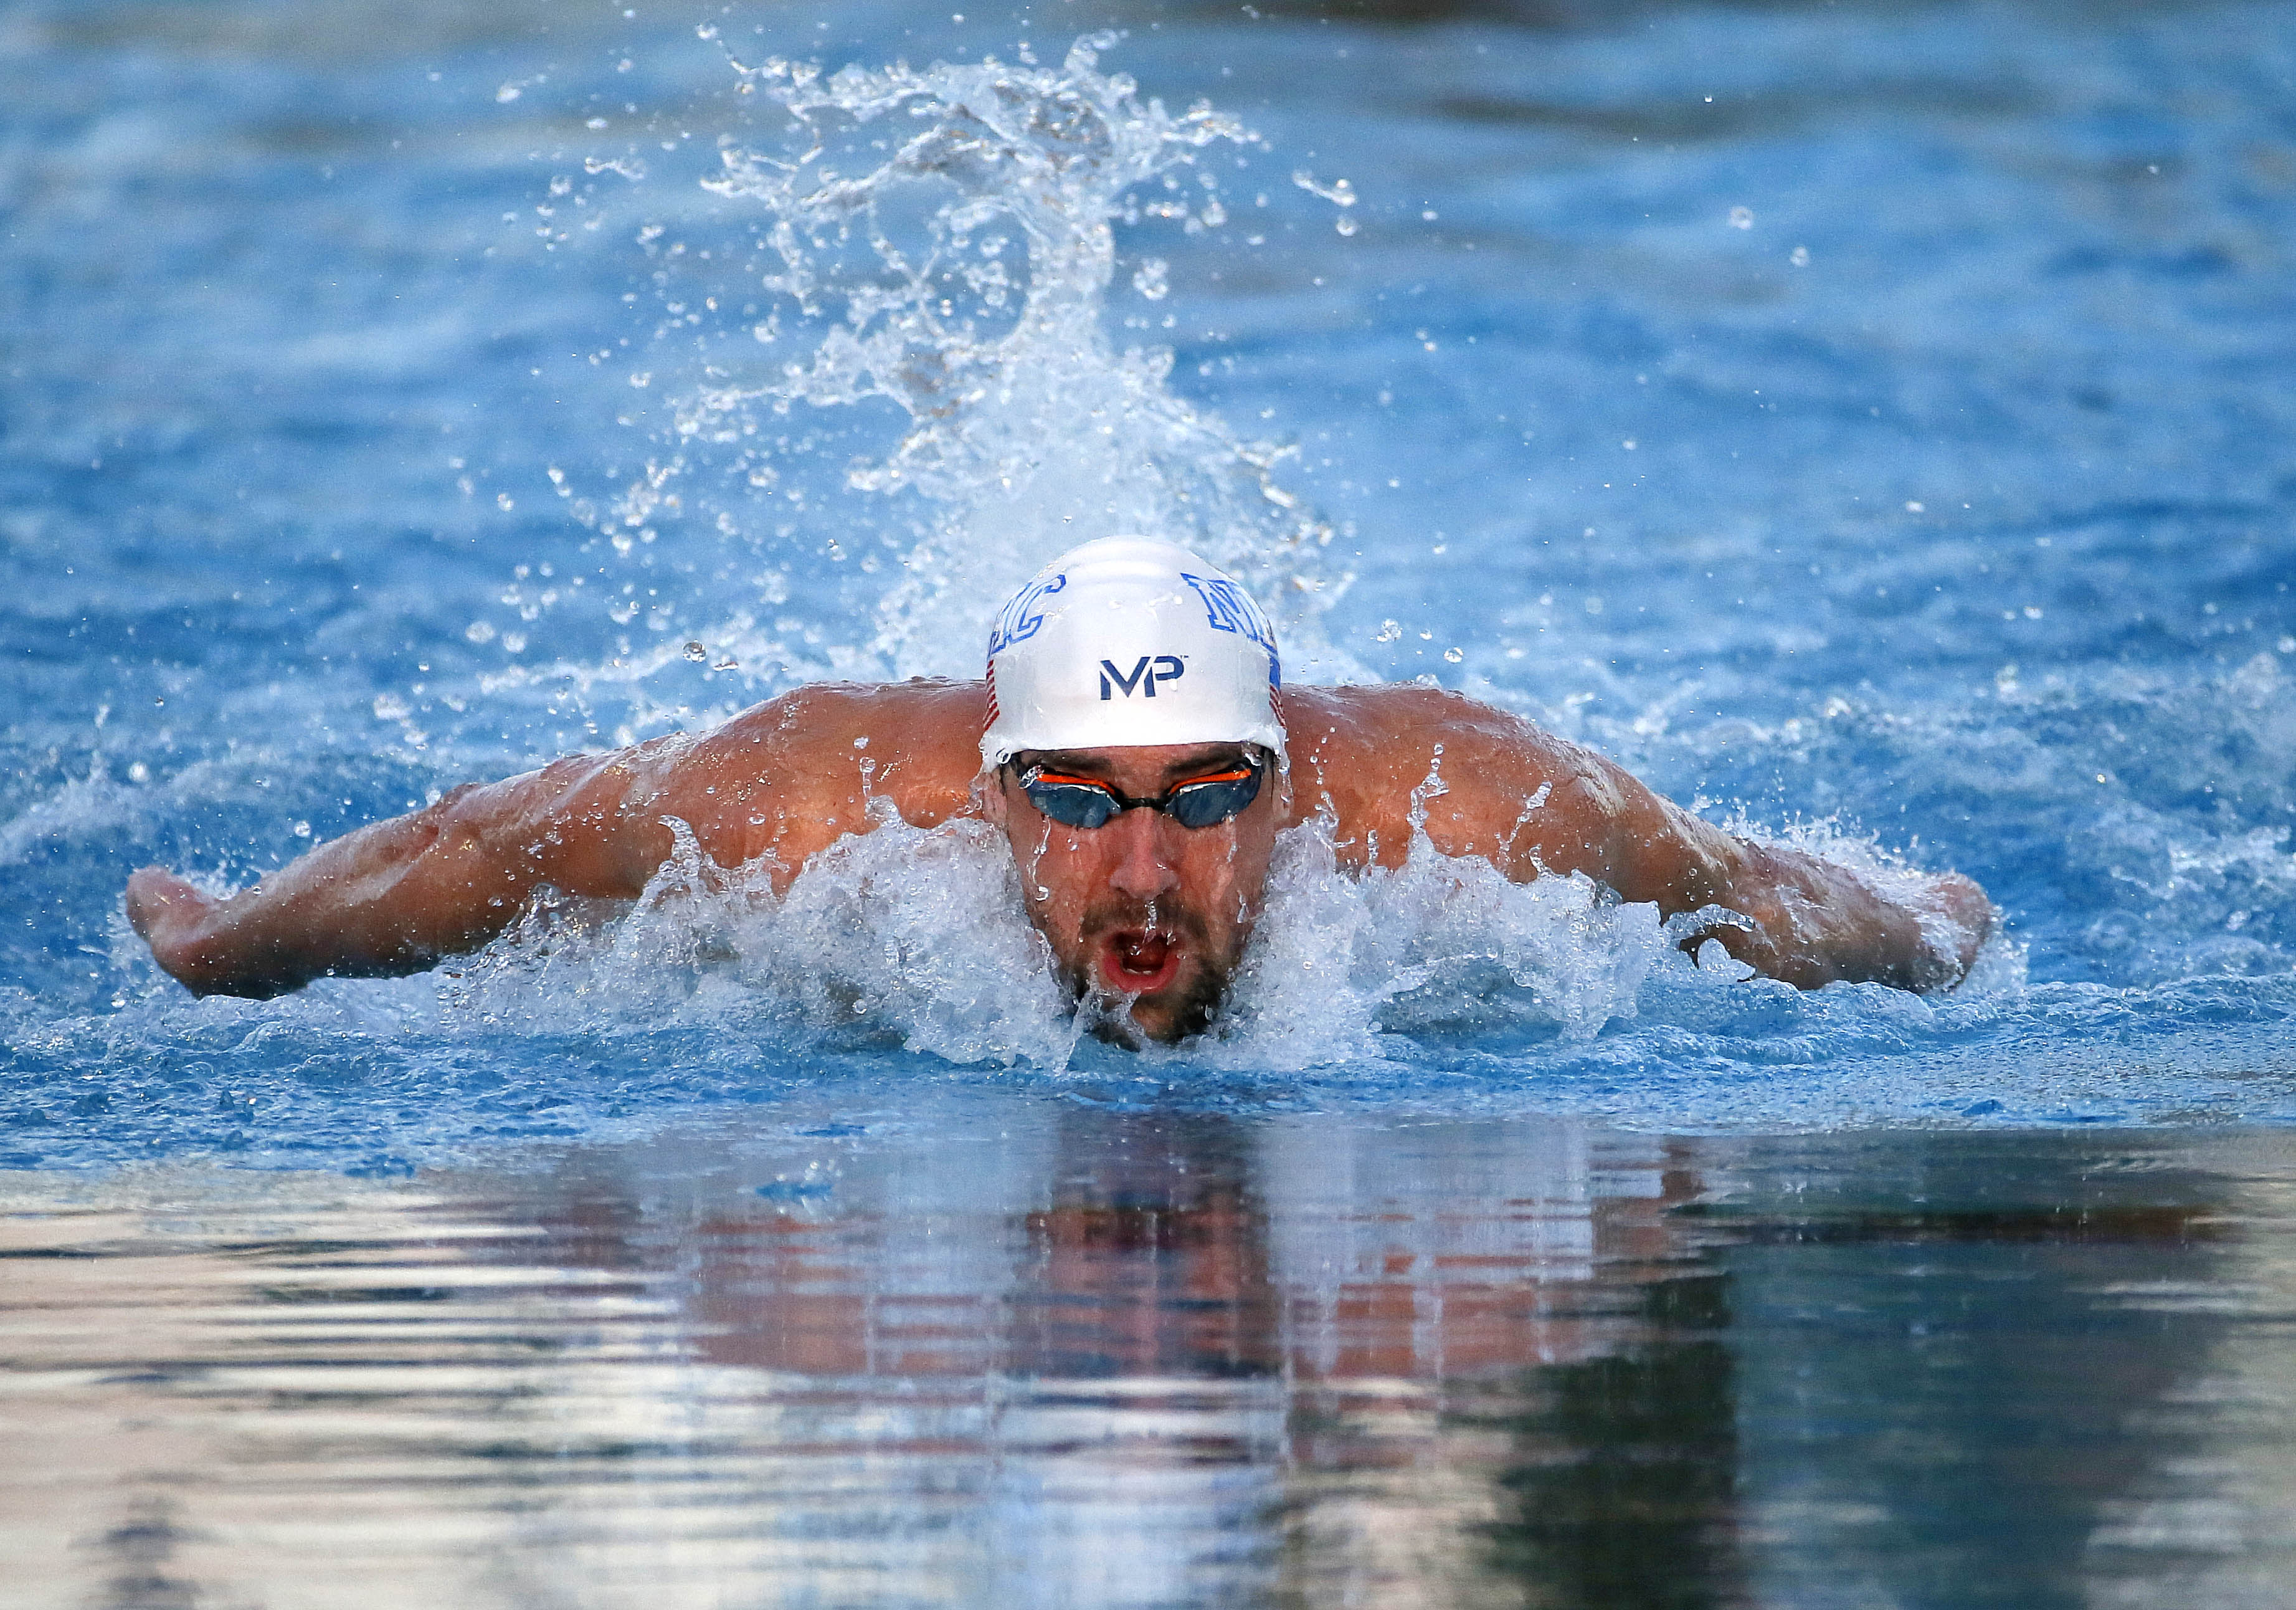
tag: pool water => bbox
[7,1112,2296,1608]
[4,0,2295,1602]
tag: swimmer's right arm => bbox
[125,748,681,998]
[124,682,987,998]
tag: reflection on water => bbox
[4,1103,2293,1608]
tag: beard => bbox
[1063,893,1237,1045]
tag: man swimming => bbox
[126,536,1991,1042]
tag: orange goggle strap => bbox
[1027,767,1254,797]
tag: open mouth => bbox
[1097,928,1182,996]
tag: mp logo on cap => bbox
[1099,654,1185,699]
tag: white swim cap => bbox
[981,536,1285,768]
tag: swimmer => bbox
[126,536,1993,1042]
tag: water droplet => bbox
[1443,647,1463,663]
[1790,245,1810,267]
[1291,171,1356,206]
[684,641,708,662]
[1335,215,1357,236]
[1728,205,1754,229]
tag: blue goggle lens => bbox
[1019,761,1263,831]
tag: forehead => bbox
[1016,741,1256,783]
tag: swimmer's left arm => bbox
[1398,694,1991,991]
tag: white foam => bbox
[440,813,1688,1074]
[632,35,1355,685]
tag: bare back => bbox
[129,677,1987,997]
[643,680,1620,890]
[647,678,1982,991]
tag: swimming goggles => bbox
[1015,755,1265,831]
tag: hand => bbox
[126,867,225,994]
[1925,872,1996,986]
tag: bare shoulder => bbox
[1274,684,1612,873]
[1286,680,1644,877]
[1276,683,1564,759]
[630,678,990,878]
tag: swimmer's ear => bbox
[975,765,1011,827]
[1264,741,1293,810]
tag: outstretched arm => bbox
[1500,732,1989,991]
[127,748,673,998]
[1283,686,1991,992]
[125,680,989,999]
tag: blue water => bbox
[6,0,2296,1149]
[8,5,2296,1604]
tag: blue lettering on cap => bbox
[986,572,1066,661]
[1099,655,1188,699]
[1179,571,1281,688]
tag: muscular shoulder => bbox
[1274,683,1618,875]
[632,679,989,877]
[1277,684,1549,756]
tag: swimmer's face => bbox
[985,741,1282,1044]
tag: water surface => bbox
[7,1110,2295,1606]
[4,0,2295,1600]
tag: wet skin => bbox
[983,743,1281,1044]
[128,678,1993,1037]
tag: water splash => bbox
[1207,822,1672,1069]
[660,34,1349,680]
[440,814,1678,1074]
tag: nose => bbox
[1106,806,1180,902]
